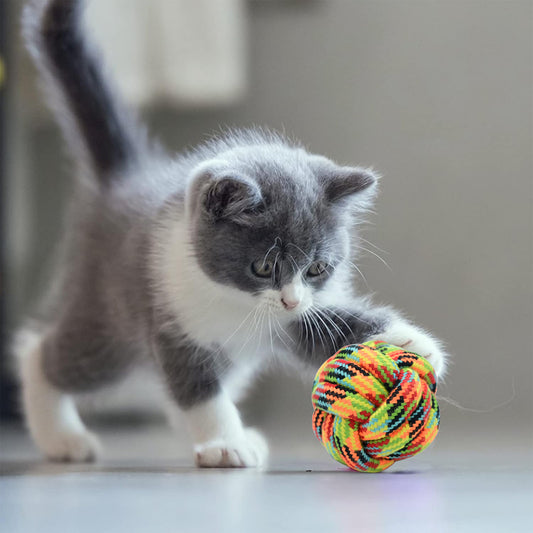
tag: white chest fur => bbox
[150,215,287,363]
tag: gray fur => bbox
[188,146,375,293]
[23,0,149,182]
[155,325,228,409]
[21,0,396,412]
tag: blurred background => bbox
[1,0,531,451]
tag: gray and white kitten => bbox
[17,0,448,467]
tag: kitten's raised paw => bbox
[41,430,101,463]
[370,321,448,379]
[194,428,268,468]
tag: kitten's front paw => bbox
[40,430,101,463]
[370,321,448,379]
[194,428,268,468]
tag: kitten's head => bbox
[185,132,378,317]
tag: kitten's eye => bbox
[306,261,328,277]
[251,259,274,278]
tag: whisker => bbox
[252,304,267,358]
[211,303,260,362]
[267,309,275,355]
[301,312,311,351]
[271,316,292,352]
[306,309,327,353]
[315,307,346,343]
[171,293,222,321]
[233,303,265,359]
[271,251,281,284]
[358,236,389,255]
[324,308,353,336]
[302,312,315,355]
[298,311,307,344]
[272,314,294,346]
[310,307,337,350]
[261,239,280,269]
[354,245,392,271]
[346,260,369,287]
[330,306,374,327]
[286,252,300,274]
[287,242,313,262]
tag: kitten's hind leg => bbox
[17,329,101,462]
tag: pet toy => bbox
[312,340,440,472]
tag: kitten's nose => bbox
[281,297,300,310]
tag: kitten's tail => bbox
[23,0,149,186]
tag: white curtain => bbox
[85,0,248,108]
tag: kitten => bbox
[17,0,448,467]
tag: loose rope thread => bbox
[312,340,440,473]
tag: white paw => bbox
[39,430,101,463]
[19,341,102,463]
[370,321,448,379]
[194,428,268,468]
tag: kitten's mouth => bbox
[283,303,309,316]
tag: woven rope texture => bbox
[312,340,440,473]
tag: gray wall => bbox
[9,1,533,432]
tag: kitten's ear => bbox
[192,169,263,223]
[324,167,379,204]
[204,175,263,221]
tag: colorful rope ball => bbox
[312,340,440,473]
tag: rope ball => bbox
[312,340,440,473]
